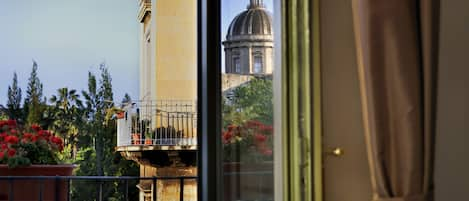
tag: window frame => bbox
[197,0,223,201]
[197,0,320,201]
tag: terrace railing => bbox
[0,171,274,201]
[0,176,197,201]
[116,100,197,147]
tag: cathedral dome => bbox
[226,0,273,41]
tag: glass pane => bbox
[254,55,263,74]
[221,0,275,200]
[234,57,241,73]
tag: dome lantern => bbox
[249,0,264,9]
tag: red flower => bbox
[255,134,267,143]
[261,125,273,133]
[51,136,63,146]
[9,129,18,135]
[7,120,17,128]
[38,130,52,139]
[5,135,19,144]
[0,119,65,167]
[38,130,45,136]
[227,125,237,132]
[223,131,233,144]
[262,149,273,156]
[7,149,16,157]
[246,120,262,128]
[23,133,33,139]
[37,130,52,142]
[31,124,42,132]
[22,134,31,143]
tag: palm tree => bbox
[49,87,83,159]
[81,72,105,176]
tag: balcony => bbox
[116,100,197,153]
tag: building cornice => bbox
[223,40,274,49]
[137,0,152,23]
[225,34,274,42]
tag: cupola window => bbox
[233,57,241,73]
[253,55,263,73]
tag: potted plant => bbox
[116,111,125,119]
[141,119,153,145]
[222,120,274,201]
[105,107,125,122]
[130,115,141,145]
[0,119,73,201]
[132,133,141,145]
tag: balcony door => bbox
[197,0,277,200]
[320,0,372,201]
[198,0,372,201]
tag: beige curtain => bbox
[351,1,439,201]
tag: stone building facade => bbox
[223,0,274,75]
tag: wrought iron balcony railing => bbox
[116,100,197,148]
[0,176,196,201]
[0,171,274,201]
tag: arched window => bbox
[233,57,241,73]
[253,54,263,73]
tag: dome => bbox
[226,0,273,41]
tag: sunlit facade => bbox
[117,0,198,200]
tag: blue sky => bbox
[0,0,140,104]
[0,0,273,105]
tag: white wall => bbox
[435,0,469,200]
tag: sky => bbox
[0,0,140,104]
[0,0,273,106]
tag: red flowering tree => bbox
[222,120,273,162]
[0,119,64,168]
[222,78,274,163]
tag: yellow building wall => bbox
[140,14,152,101]
[152,0,197,101]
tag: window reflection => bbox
[222,0,275,200]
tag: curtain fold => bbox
[351,1,439,201]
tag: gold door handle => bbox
[326,147,344,157]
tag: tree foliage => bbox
[49,87,83,159]
[71,63,139,200]
[122,93,131,105]
[4,72,24,122]
[223,77,273,126]
[24,61,45,126]
[222,77,274,163]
